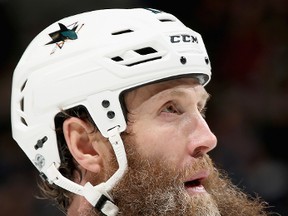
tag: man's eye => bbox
[162,104,179,114]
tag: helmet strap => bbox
[85,126,128,215]
[44,126,127,216]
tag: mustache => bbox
[180,155,214,179]
[125,150,215,188]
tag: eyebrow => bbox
[156,88,211,104]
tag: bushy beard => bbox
[80,138,270,216]
[110,143,220,216]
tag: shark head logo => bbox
[46,22,84,54]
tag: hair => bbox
[37,105,95,213]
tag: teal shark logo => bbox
[46,22,84,54]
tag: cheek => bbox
[133,124,185,163]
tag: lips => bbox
[184,170,209,195]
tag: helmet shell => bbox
[11,8,211,174]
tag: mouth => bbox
[184,170,209,195]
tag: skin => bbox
[62,78,270,216]
[124,78,217,196]
[64,78,216,208]
[124,78,217,169]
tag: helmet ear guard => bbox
[11,8,211,215]
[84,90,127,138]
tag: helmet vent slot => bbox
[20,98,24,111]
[159,18,175,22]
[111,56,123,62]
[110,46,162,66]
[18,79,28,126]
[21,80,27,92]
[19,97,28,126]
[112,29,134,35]
[134,47,157,55]
[126,56,162,66]
[21,117,28,126]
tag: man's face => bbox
[124,78,217,175]
[110,78,219,215]
[81,78,268,216]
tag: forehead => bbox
[124,78,209,108]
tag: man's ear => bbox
[63,117,102,174]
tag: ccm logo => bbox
[170,34,198,44]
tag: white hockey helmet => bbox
[11,8,211,215]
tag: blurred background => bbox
[0,0,287,215]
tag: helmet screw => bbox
[102,100,110,108]
[107,111,115,119]
[35,136,48,150]
[180,56,187,64]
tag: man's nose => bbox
[186,115,217,158]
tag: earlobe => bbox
[63,117,102,174]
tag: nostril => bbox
[192,147,206,158]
